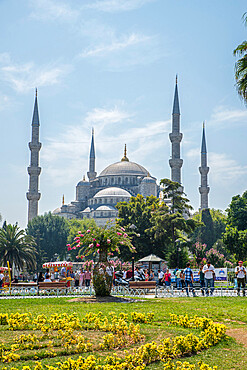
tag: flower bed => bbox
[0,311,226,369]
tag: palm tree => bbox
[0,224,37,270]
[234,13,247,102]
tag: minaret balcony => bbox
[29,142,42,151]
[199,167,209,175]
[199,186,210,194]
[26,192,41,201]
[169,133,183,143]
[27,166,41,176]
[169,158,183,168]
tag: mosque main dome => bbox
[99,160,148,177]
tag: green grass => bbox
[0,297,246,369]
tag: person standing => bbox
[175,268,181,289]
[84,269,91,287]
[0,272,4,288]
[162,269,172,288]
[180,270,185,291]
[199,264,205,296]
[202,261,215,296]
[184,262,196,297]
[158,269,164,286]
[74,270,80,287]
[235,261,246,296]
[79,270,84,287]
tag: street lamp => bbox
[130,224,137,281]
[175,239,180,267]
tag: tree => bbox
[234,13,247,103]
[69,221,134,296]
[150,179,200,246]
[116,194,163,260]
[223,191,247,260]
[26,212,70,266]
[190,209,226,249]
[67,218,97,261]
[167,243,189,269]
[205,248,226,268]
[0,224,37,271]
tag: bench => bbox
[38,281,68,290]
[129,281,156,290]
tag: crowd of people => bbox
[0,261,246,296]
[36,268,92,287]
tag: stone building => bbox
[53,139,158,225]
[27,78,210,224]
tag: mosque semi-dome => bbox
[93,187,131,198]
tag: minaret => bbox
[87,128,97,181]
[26,89,42,223]
[199,122,210,209]
[169,76,183,184]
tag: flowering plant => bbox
[68,221,134,296]
[68,221,134,262]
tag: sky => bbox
[0,0,247,228]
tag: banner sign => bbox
[170,268,227,282]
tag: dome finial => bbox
[83,175,85,181]
[121,144,129,161]
[35,88,37,97]
[62,194,65,205]
[176,74,178,84]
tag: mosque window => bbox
[125,177,128,184]
[111,178,114,184]
[118,177,121,184]
[99,199,102,204]
[101,212,103,217]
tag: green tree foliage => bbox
[116,194,162,260]
[167,243,189,269]
[26,212,69,266]
[150,179,200,245]
[67,218,97,261]
[190,209,226,249]
[226,191,247,230]
[223,191,247,260]
[0,224,37,270]
[234,13,247,103]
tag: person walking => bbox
[235,261,246,296]
[202,261,215,296]
[199,264,205,296]
[184,262,196,297]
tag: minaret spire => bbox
[199,122,210,209]
[87,128,97,181]
[169,76,183,184]
[26,89,42,223]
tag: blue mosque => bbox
[26,79,210,225]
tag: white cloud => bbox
[209,105,247,125]
[80,33,153,58]
[85,0,155,13]
[209,152,247,184]
[186,148,247,184]
[29,0,78,22]
[0,58,71,93]
[42,104,169,186]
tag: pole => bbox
[132,255,135,281]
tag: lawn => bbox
[0,297,246,369]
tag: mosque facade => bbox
[27,79,210,225]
